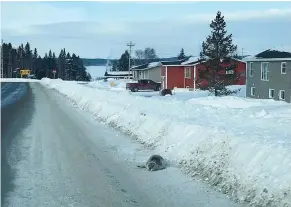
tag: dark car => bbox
[126,79,161,92]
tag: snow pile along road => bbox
[40,78,291,207]
[0,78,40,82]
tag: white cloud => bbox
[1,2,291,58]
[1,2,89,29]
[184,8,291,23]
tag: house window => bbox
[226,70,234,74]
[279,90,285,100]
[251,87,255,96]
[261,62,269,81]
[269,89,275,98]
[249,62,254,77]
[185,67,191,78]
[281,62,287,74]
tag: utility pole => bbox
[127,41,135,79]
[0,39,3,78]
[241,48,244,58]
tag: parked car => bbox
[126,79,161,92]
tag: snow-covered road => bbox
[3,82,244,207]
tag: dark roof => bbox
[255,49,291,58]
[131,63,149,70]
[131,57,193,69]
[160,57,190,65]
[160,60,181,65]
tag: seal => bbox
[137,155,167,171]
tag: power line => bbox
[127,41,135,79]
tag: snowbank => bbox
[40,78,291,207]
[187,96,286,109]
[0,78,40,82]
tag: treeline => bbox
[110,47,186,71]
[82,56,180,67]
[1,42,91,81]
[82,58,108,66]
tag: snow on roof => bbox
[106,71,132,75]
[131,61,161,70]
[244,46,291,61]
[181,56,200,65]
[131,63,148,70]
[148,61,160,68]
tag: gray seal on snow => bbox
[137,155,167,171]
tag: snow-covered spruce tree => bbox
[199,11,239,96]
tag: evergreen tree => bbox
[118,50,133,71]
[178,48,186,60]
[65,52,72,80]
[57,49,66,79]
[43,53,49,77]
[1,41,89,81]
[32,48,38,74]
[33,48,38,59]
[111,60,119,71]
[51,52,57,78]
[199,11,238,96]
[20,44,25,69]
[24,42,32,58]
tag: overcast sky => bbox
[1,1,291,59]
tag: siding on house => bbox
[195,59,246,88]
[167,66,195,89]
[148,67,161,82]
[133,66,161,83]
[235,61,247,85]
[160,65,195,89]
[246,60,291,103]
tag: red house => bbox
[160,57,246,90]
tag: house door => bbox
[161,76,165,89]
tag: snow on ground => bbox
[0,78,40,82]
[85,65,107,79]
[86,78,137,91]
[84,79,246,102]
[40,78,291,207]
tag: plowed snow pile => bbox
[40,78,291,207]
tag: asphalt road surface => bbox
[1,82,245,207]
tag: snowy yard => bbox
[40,78,291,207]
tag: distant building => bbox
[245,49,291,103]
[104,71,133,80]
[131,56,246,90]
[131,62,161,83]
